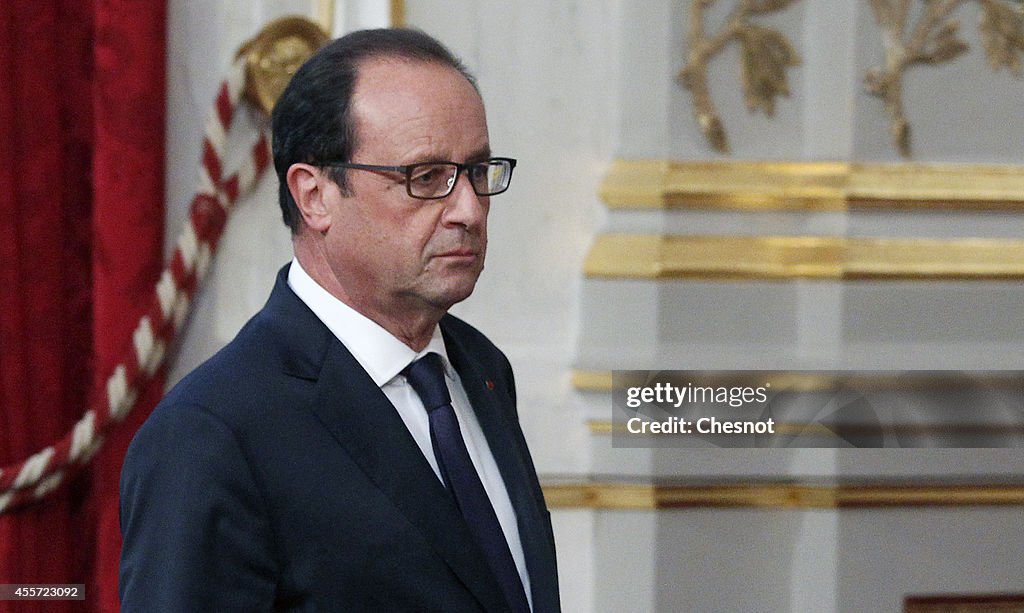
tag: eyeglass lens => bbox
[408,160,512,198]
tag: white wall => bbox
[165,0,311,382]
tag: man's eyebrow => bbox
[403,146,492,166]
[465,147,492,162]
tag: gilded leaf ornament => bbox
[866,0,1024,157]
[678,0,802,153]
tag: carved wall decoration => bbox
[678,0,802,153]
[865,0,1024,157]
[237,17,331,116]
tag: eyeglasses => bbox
[323,157,517,200]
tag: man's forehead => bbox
[349,57,488,156]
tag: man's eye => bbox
[412,166,446,184]
[468,164,489,181]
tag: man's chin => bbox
[427,278,480,312]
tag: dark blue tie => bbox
[404,353,531,613]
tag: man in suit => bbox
[119,28,559,612]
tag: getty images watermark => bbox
[624,379,775,435]
[611,370,1024,449]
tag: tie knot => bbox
[404,353,452,412]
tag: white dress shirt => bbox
[287,259,532,607]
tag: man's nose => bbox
[441,171,487,229]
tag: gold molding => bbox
[314,0,334,33]
[542,481,1024,509]
[572,370,1024,393]
[601,160,849,211]
[587,420,616,435]
[849,163,1024,210]
[391,0,406,27]
[905,593,1024,612]
[314,0,406,31]
[584,234,1024,281]
[571,369,614,393]
[586,419,1024,439]
[600,160,1024,212]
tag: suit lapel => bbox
[443,322,560,612]
[307,332,511,613]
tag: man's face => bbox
[320,58,491,322]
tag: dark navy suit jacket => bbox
[119,266,560,612]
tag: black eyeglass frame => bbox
[321,157,517,200]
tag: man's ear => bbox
[287,163,332,233]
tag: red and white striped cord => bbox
[0,58,273,513]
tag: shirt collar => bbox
[287,258,453,386]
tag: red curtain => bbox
[0,1,165,611]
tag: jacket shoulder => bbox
[156,297,327,429]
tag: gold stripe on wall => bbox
[571,369,614,392]
[314,1,405,32]
[849,163,1024,210]
[600,160,850,211]
[600,160,1024,211]
[585,419,1024,438]
[542,481,1024,509]
[584,235,1024,281]
[572,370,1024,394]
[390,0,406,26]
[315,0,334,33]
